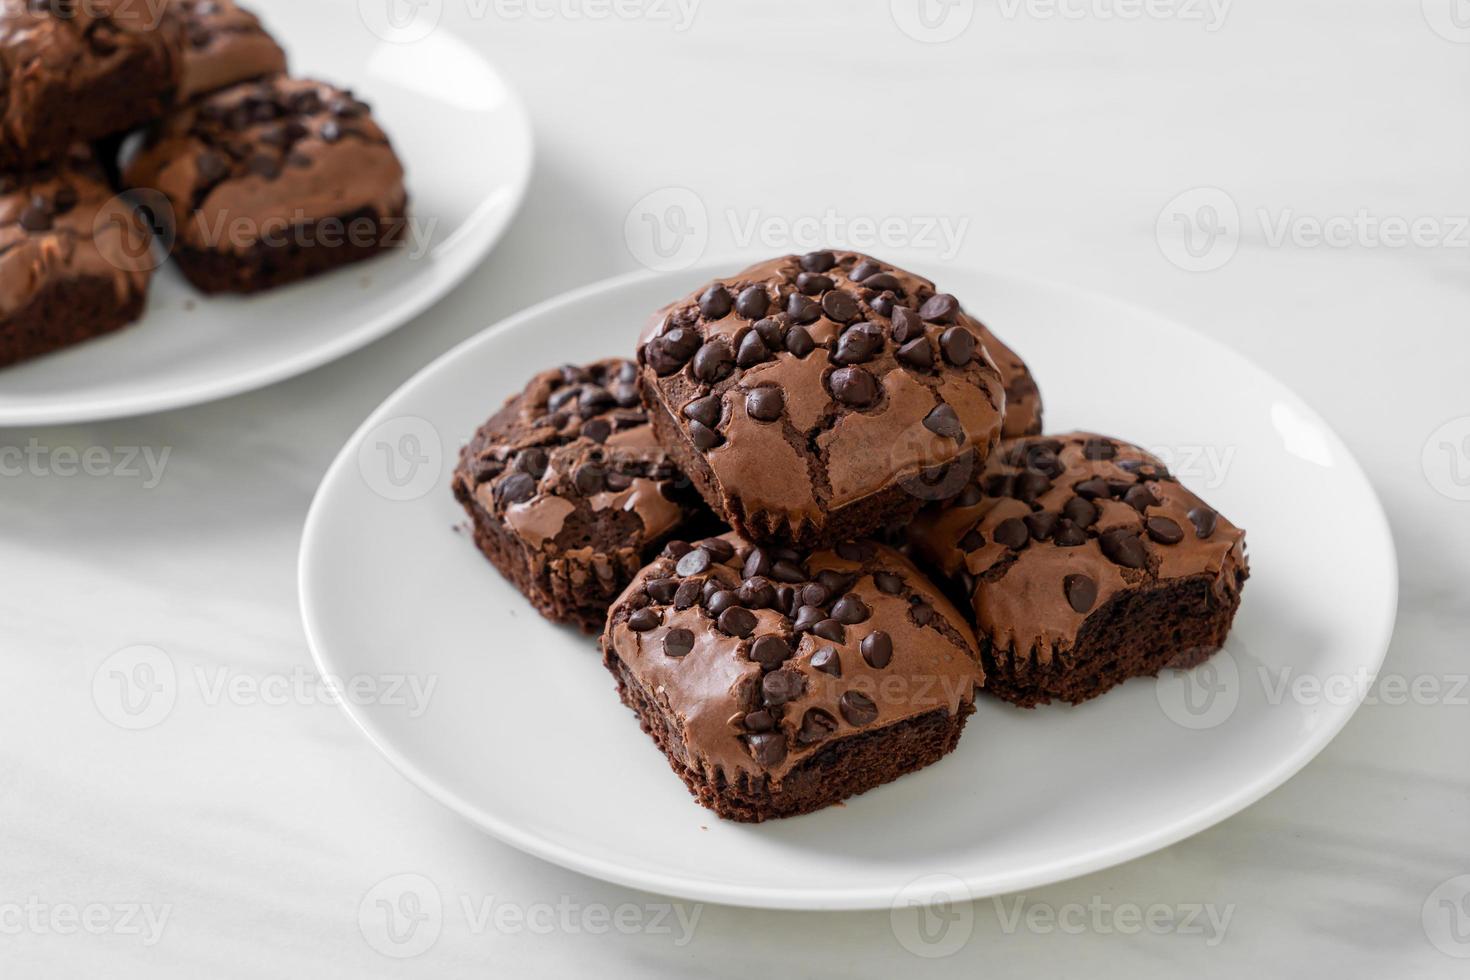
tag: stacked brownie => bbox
[0,0,408,367]
[454,251,1250,822]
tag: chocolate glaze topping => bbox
[175,0,286,100]
[604,532,983,786]
[637,252,1015,542]
[910,432,1248,661]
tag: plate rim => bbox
[0,23,534,428]
[298,261,1399,910]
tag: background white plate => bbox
[299,264,1397,911]
[0,0,532,426]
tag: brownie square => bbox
[0,0,184,170]
[452,359,707,634]
[909,432,1249,707]
[175,0,287,101]
[122,75,408,294]
[0,145,152,368]
[635,252,1033,549]
[602,533,983,822]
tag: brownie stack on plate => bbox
[0,0,409,368]
[454,251,1250,822]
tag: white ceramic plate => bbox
[299,263,1397,911]
[0,0,532,426]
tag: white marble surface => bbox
[3,1,1467,975]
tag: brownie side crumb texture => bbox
[601,532,983,821]
[636,252,1017,548]
[0,146,153,368]
[909,431,1249,706]
[452,359,705,634]
[122,75,409,294]
[0,1,184,169]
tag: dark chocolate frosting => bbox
[910,432,1248,661]
[604,532,982,786]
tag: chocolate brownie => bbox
[175,0,286,101]
[122,75,408,294]
[909,432,1248,707]
[452,359,706,634]
[0,144,152,367]
[602,533,983,822]
[637,252,1013,549]
[0,0,184,170]
[977,315,1042,437]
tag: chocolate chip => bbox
[738,576,777,609]
[579,385,614,415]
[1053,519,1088,547]
[706,590,739,616]
[911,603,935,626]
[862,272,903,292]
[735,285,769,319]
[646,578,678,603]
[923,403,964,442]
[850,259,881,282]
[835,540,875,562]
[1188,506,1219,538]
[1074,478,1110,500]
[1025,512,1059,540]
[874,572,904,595]
[897,337,934,370]
[750,634,792,671]
[247,153,280,178]
[698,284,733,320]
[753,317,785,351]
[939,327,976,366]
[572,464,603,495]
[646,327,700,375]
[736,330,769,368]
[673,579,702,609]
[51,184,78,214]
[770,559,807,584]
[831,594,870,624]
[748,732,787,767]
[812,619,845,642]
[786,293,820,324]
[833,323,884,365]
[196,149,229,183]
[822,289,859,323]
[793,605,823,633]
[1099,529,1148,568]
[890,306,923,343]
[919,293,960,323]
[497,472,536,504]
[18,204,50,232]
[1083,438,1117,460]
[1012,470,1052,502]
[801,583,831,608]
[785,325,815,357]
[957,484,984,507]
[692,341,734,383]
[839,691,879,726]
[663,540,692,559]
[581,418,612,443]
[628,607,660,632]
[1064,574,1097,613]
[746,388,784,422]
[796,271,834,295]
[744,709,774,732]
[860,630,893,668]
[1147,516,1185,544]
[797,708,838,745]
[1063,496,1099,526]
[718,607,757,638]
[762,670,804,706]
[870,294,896,318]
[800,250,835,272]
[993,517,1030,550]
[675,548,712,577]
[688,420,720,450]
[810,647,842,676]
[681,396,720,430]
[1124,485,1159,513]
[663,627,695,657]
[743,548,771,579]
[701,538,737,562]
[829,367,879,408]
